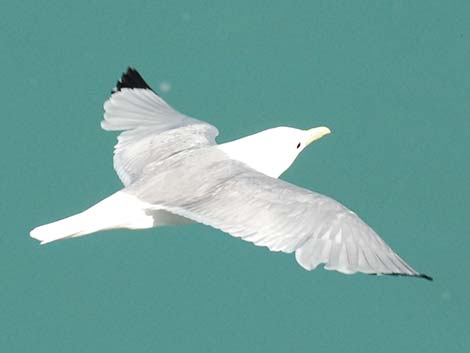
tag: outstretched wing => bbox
[131,152,431,280]
[102,68,219,186]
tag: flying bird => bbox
[30,68,431,280]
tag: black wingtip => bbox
[113,67,155,93]
[370,272,433,281]
[418,273,433,281]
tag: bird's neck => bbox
[218,137,289,179]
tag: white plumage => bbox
[30,68,431,280]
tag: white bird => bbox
[30,68,431,280]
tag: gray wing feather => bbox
[131,153,429,279]
[102,87,218,186]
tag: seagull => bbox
[30,67,432,280]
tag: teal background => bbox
[1,1,468,352]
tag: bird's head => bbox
[219,126,331,178]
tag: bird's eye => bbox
[296,142,301,149]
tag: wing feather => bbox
[130,153,430,279]
[102,68,218,186]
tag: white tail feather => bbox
[30,191,155,244]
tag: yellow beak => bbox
[306,126,331,146]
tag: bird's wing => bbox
[101,68,219,186]
[132,152,430,279]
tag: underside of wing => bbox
[132,154,431,280]
[102,68,219,186]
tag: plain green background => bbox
[1,1,468,352]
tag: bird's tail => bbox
[30,191,155,244]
